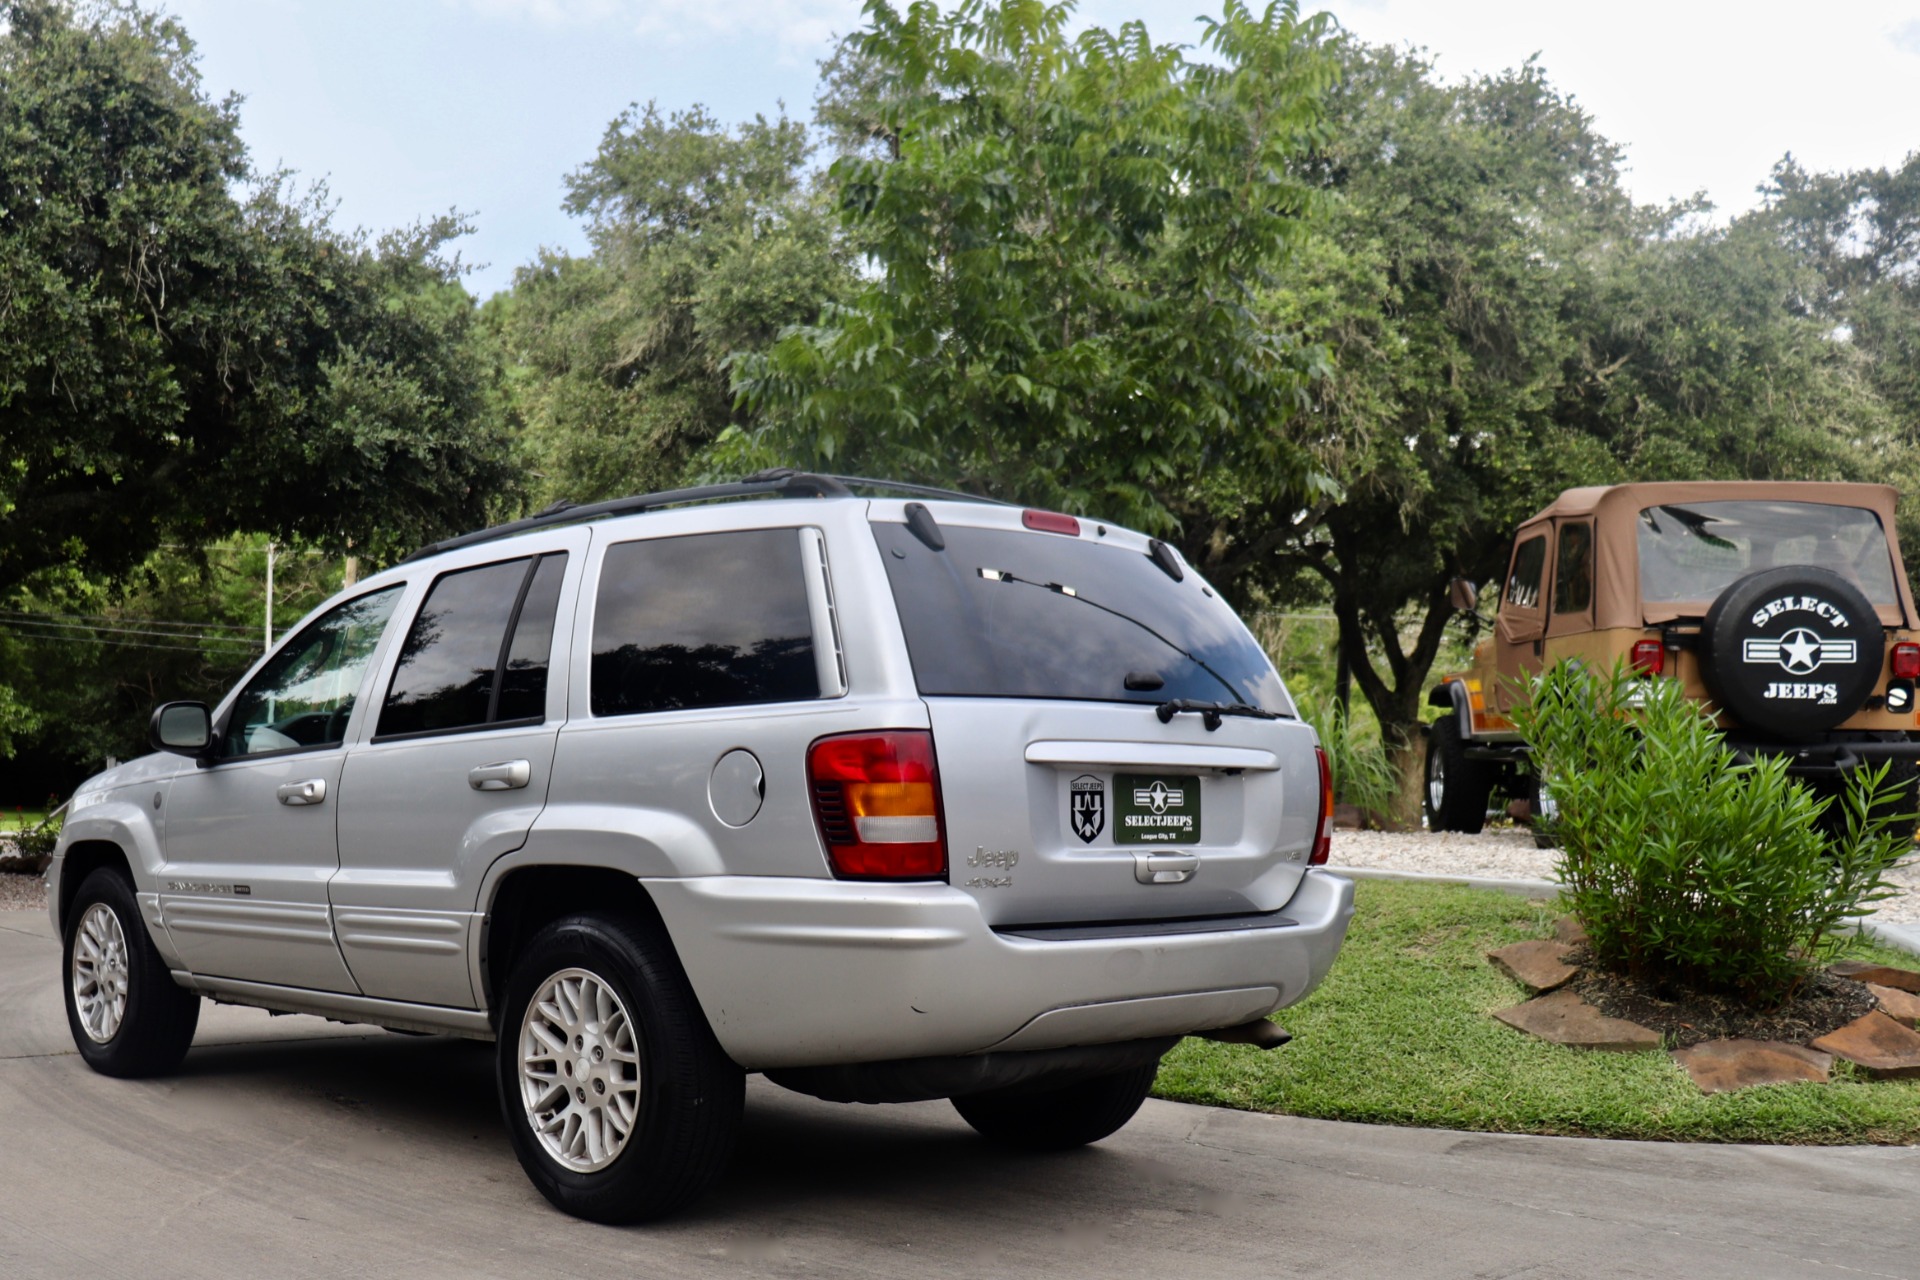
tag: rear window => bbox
[1638,501,1898,606]
[871,521,1286,712]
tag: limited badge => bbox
[1070,775,1105,843]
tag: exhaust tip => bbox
[1196,1018,1292,1051]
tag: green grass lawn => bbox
[1155,879,1920,1144]
[2,808,50,835]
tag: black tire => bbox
[950,1063,1157,1151]
[62,867,200,1078]
[1424,716,1493,834]
[1700,566,1883,737]
[495,912,744,1224]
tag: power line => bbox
[0,625,259,657]
[0,614,259,648]
[0,609,260,636]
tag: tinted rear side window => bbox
[378,553,569,738]
[871,522,1286,711]
[592,530,819,717]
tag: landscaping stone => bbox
[1827,961,1920,994]
[1492,988,1661,1051]
[1487,940,1579,992]
[1809,1011,1920,1079]
[1868,983,1920,1028]
[1552,915,1588,947]
[1669,1039,1831,1094]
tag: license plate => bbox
[1114,773,1202,845]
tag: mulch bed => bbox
[1566,945,1877,1049]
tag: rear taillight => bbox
[807,731,947,880]
[1631,638,1665,676]
[1894,643,1920,680]
[1021,509,1081,536]
[1310,746,1333,867]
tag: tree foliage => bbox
[0,0,511,600]
[732,0,1339,555]
[488,103,851,506]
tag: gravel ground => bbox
[6,832,1919,923]
[0,870,46,913]
[1328,827,1920,924]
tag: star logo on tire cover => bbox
[1743,627,1856,673]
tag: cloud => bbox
[443,0,856,57]
[1893,18,1920,55]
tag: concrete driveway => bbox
[3,907,1916,1279]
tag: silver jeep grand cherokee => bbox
[49,472,1353,1222]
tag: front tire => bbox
[63,867,200,1077]
[1425,717,1494,834]
[496,912,744,1224]
[950,1063,1158,1151]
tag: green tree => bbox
[1265,43,1631,821]
[730,0,1339,558]
[489,103,851,506]
[0,0,512,601]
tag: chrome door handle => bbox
[468,760,532,791]
[1134,852,1199,885]
[276,779,327,806]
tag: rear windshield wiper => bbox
[1155,699,1283,731]
[977,566,1283,716]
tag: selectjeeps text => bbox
[50,472,1352,1222]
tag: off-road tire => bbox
[1425,716,1494,834]
[950,1062,1158,1150]
[63,867,200,1078]
[496,912,744,1224]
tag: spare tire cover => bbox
[1700,566,1884,737]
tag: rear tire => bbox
[496,912,744,1224]
[63,867,200,1078]
[950,1063,1157,1151]
[1425,717,1493,834]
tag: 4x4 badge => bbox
[1070,775,1105,843]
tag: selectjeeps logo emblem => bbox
[1743,626,1857,674]
[1069,775,1105,843]
[1133,780,1185,814]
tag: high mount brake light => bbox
[807,731,947,880]
[1631,639,1665,677]
[1021,509,1081,536]
[1311,746,1333,867]
[1894,642,1920,681]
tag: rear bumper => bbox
[644,868,1354,1072]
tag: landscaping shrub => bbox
[1514,661,1910,1003]
[1297,690,1399,819]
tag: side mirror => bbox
[1448,576,1479,613]
[149,702,213,757]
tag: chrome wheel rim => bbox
[72,902,130,1044]
[517,967,642,1173]
[1426,745,1446,815]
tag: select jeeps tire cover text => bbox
[1699,566,1884,737]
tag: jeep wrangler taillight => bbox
[1894,643,1920,680]
[807,731,947,880]
[1631,639,1664,676]
[1310,746,1333,866]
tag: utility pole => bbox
[265,541,276,650]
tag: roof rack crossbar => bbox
[401,471,853,563]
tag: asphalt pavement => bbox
[2,908,1917,1279]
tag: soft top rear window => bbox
[1637,501,1898,606]
[871,521,1287,712]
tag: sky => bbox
[161,0,1920,300]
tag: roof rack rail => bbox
[821,475,1014,507]
[399,470,853,563]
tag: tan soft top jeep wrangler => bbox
[1425,481,1920,832]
